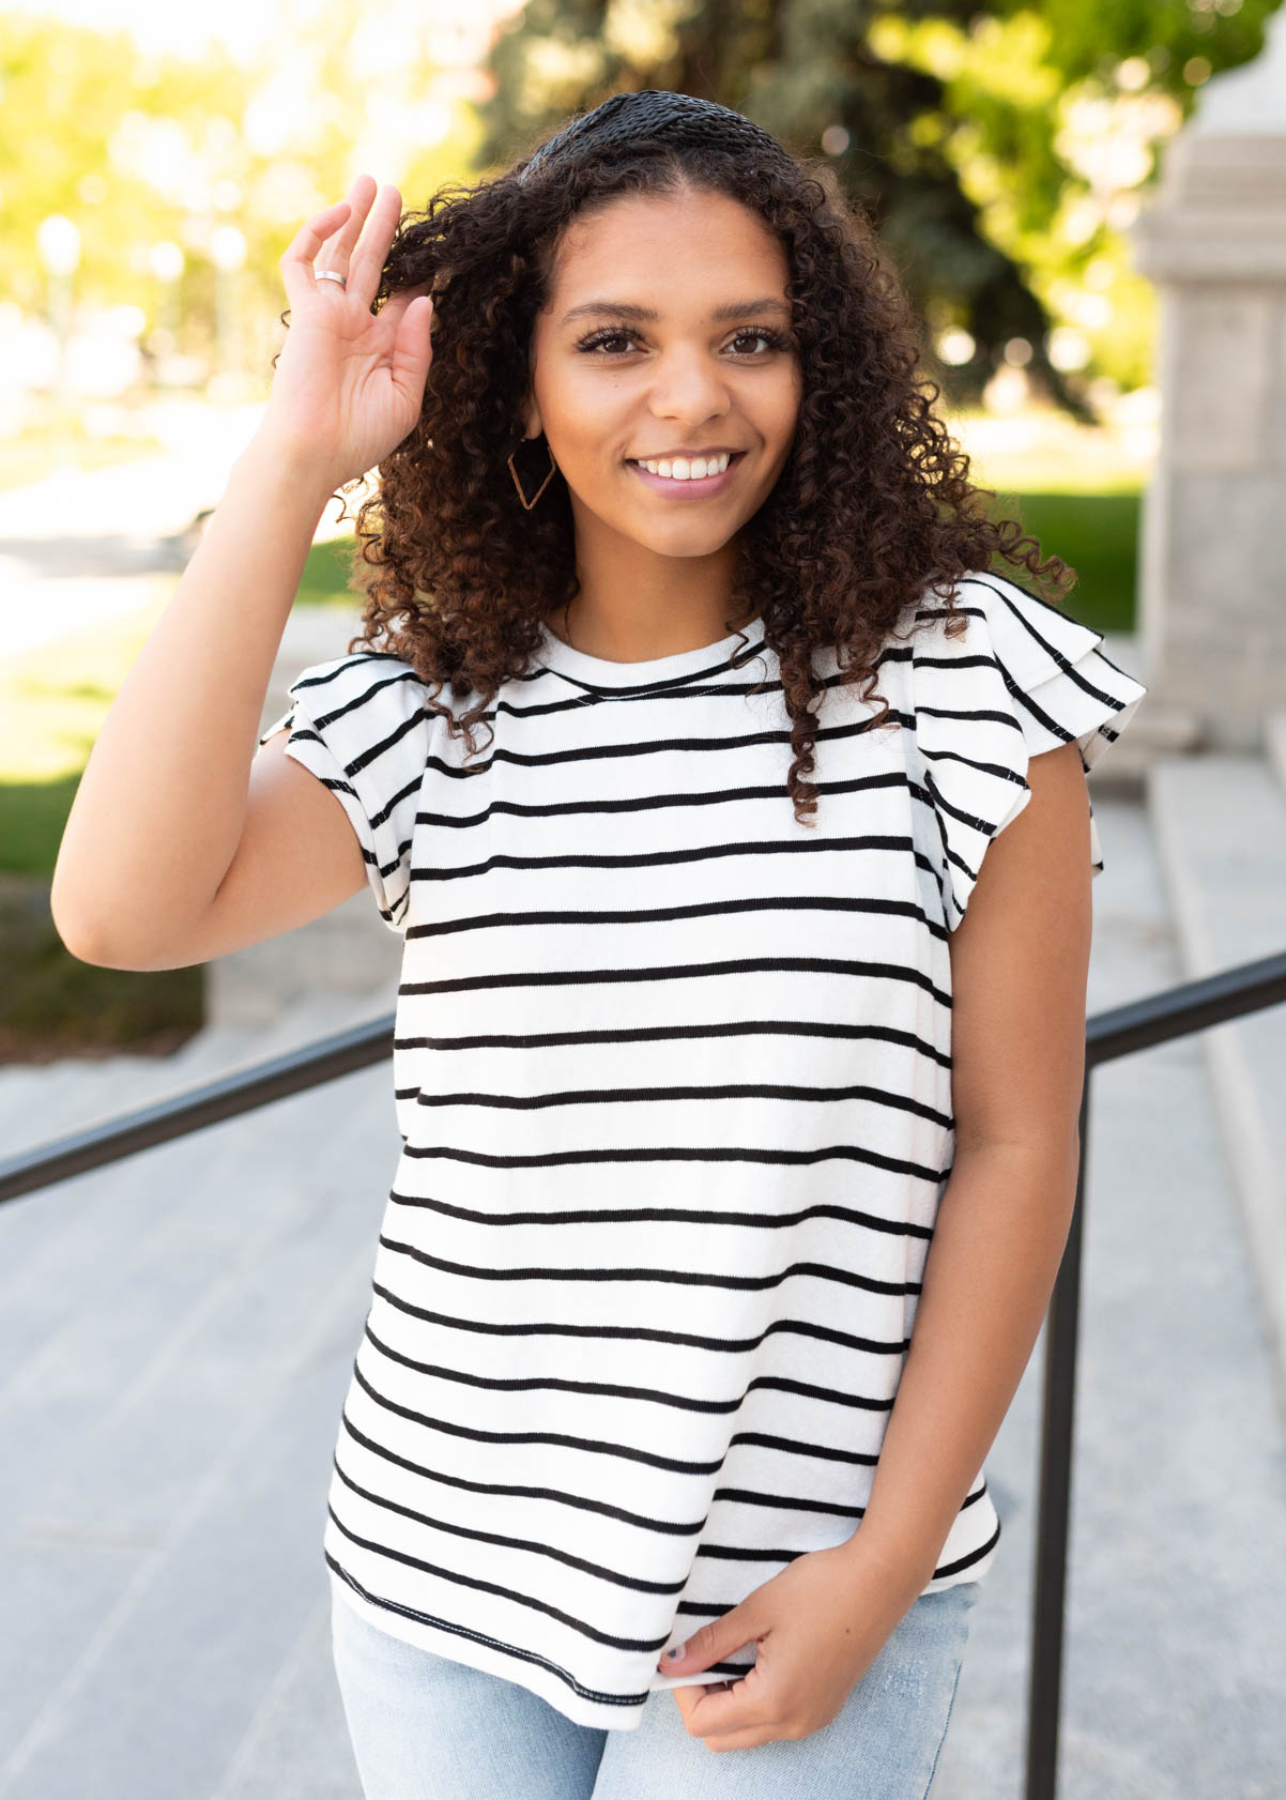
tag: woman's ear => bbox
[521,397,542,440]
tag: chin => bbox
[633,527,738,558]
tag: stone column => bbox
[1129,9,1286,753]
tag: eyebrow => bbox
[559,296,793,326]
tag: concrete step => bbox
[1147,751,1286,1411]
[0,993,399,1790]
[1266,708,1286,794]
[206,1595,361,1800]
[0,1050,202,1161]
[0,989,400,1545]
[0,986,396,1312]
[1080,632,1203,791]
[0,1231,378,1799]
[0,1074,395,1543]
[3,984,393,1155]
[0,983,396,1798]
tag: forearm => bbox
[848,1137,1081,1589]
[51,432,336,965]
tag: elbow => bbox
[52,919,141,971]
[49,886,146,971]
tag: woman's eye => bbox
[730,329,782,354]
[576,327,787,356]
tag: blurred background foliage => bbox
[1,0,1279,424]
[479,0,1281,407]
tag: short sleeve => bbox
[909,571,1148,931]
[257,649,434,934]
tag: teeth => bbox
[637,452,732,480]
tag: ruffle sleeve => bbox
[257,649,434,934]
[909,571,1148,931]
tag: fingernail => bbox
[665,1642,685,1661]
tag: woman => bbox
[52,91,1147,1800]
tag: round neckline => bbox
[534,614,767,689]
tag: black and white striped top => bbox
[258,568,1147,1730]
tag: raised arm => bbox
[51,174,435,970]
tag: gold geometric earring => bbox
[507,433,558,510]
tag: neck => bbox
[547,510,756,664]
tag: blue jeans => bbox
[330,1580,980,1799]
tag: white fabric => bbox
[257,568,1147,1730]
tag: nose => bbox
[645,346,733,430]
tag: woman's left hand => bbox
[660,1537,926,1752]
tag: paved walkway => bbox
[0,403,367,665]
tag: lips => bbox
[626,452,746,470]
[627,452,747,497]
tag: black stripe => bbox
[327,1511,668,1653]
[370,1278,912,1358]
[375,1231,925,1298]
[383,1186,937,1243]
[361,1319,901,1421]
[338,1406,707,1533]
[406,887,947,948]
[400,953,952,1009]
[332,1452,685,1593]
[416,767,911,830]
[394,1015,953,1072]
[326,1556,651,1708]
[930,1513,1002,1580]
[398,1139,947,1181]
[408,1079,953,1129]
[350,1356,729,1476]
[416,706,905,783]
[415,830,916,885]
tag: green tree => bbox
[476,0,1284,410]
[0,5,483,388]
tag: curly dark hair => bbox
[308,114,1073,827]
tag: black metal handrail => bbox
[3,947,1285,1800]
[1026,946,1286,1799]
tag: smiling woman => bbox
[57,83,1147,1800]
[517,187,803,660]
[245,89,1142,1795]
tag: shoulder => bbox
[906,567,1147,769]
[280,648,442,768]
[903,567,1148,930]
[286,648,427,719]
[908,566,1093,667]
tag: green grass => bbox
[0,598,209,1061]
[295,493,1143,635]
[0,875,205,1063]
[986,491,1140,636]
[297,532,366,606]
[0,590,174,873]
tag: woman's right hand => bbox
[258,173,434,492]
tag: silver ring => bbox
[315,269,347,288]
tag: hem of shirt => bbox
[327,1566,651,1731]
[919,1509,1003,1593]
